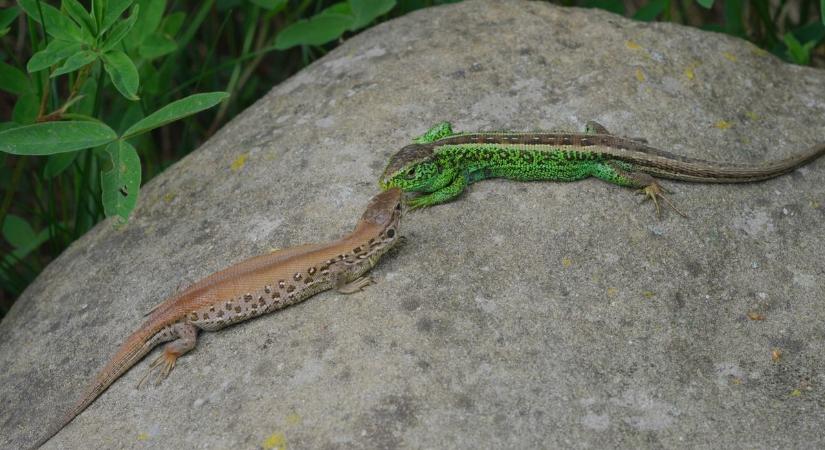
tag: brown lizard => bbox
[33,188,404,448]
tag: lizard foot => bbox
[336,275,374,294]
[637,181,688,218]
[137,350,179,388]
[405,195,431,210]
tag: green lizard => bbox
[379,121,825,215]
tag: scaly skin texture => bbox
[379,121,825,214]
[33,189,404,449]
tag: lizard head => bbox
[360,187,402,227]
[379,144,456,195]
[355,188,404,253]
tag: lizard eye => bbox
[404,168,416,179]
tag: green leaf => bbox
[12,92,39,124]
[74,76,97,115]
[138,33,177,60]
[92,0,105,31]
[101,4,139,52]
[723,0,744,36]
[101,0,135,32]
[44,151,79,178]
[0,122,19,132]
[783,32,813,65]
[126,0,166,47]
[822,0,825,26]
[2,227,50,265]
[2,214,37,249]
[0,62,32,96]
[161,11,185,36]
[249,0,287,12]
[0,7,19,30]
[349,0,395,30]
[27,39,83,72]
[51,50,98,77]
[140,62,161,95]
[117,102,144,134]
[633,0,667,21]
[121,91,228,139]
[274,14,354,49]
[0,121,117,155]
[19,0,85,42]
[63,0,97,35]
[1,213,50,267]
[102,50,139,99]
[696,0,714,8]
[100,140,141,222]
[323,2,353,15]
[583,0,624,14]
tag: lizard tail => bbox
[31,325,162,449]
[644,142,825,183]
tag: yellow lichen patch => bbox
[642,291,655,299]
[683,62,700,81]
[263,432,287,450]
[626,40,642,50]
[163,192,177,204]
[746,311,765,321]
[722,52,737,62]
[714,120,732,130]
[810,200,821,209]
[137,432,150,441]
[606,287,618,297]
[561,257,573,268]
[230,153,248,172]
[635,68,646,82]
[751,47,768,57]
[286,412,302,425]
[789,389,802,397]
[745,111,760,121]
[771,348,782,362]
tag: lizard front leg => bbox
[406,172,469,209]
[413,121,455,144]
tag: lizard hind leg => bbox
[637,181,687,218]
[584,120,648,143]
[584,121,612,135]
[595,161,688,218]
[137,323,198,388]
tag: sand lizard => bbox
[380,121,825,215]
[33,188,404,448]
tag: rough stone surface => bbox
[2,1,825,448]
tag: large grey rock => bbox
[2,0,824,448]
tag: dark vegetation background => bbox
[1,0,823,320]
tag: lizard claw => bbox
[637,181,688,218]
[405,196,429,211]
[137,350,179,388]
